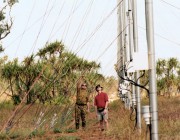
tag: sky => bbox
[1,0,180,77]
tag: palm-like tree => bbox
[156,59,166,80]
[37,41,64,60]
[156,58,179,97]
[167,58,178,79]
[1,40,103,104]
[1,59,20,97]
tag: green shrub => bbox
[53,128,62,133]
[0,132,8,140]
[0,101,13,109]
[29,129,45,138]
[9,131,20,139]
[12,95,21,105]
[65,128,76,133]
[57,135,80,140]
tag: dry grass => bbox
[107,96,180,140]
[158,97,180,139]
[0,96,180,139]
[106,100,146,140]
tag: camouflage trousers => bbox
[75,104,87,129]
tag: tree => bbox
[0,0,18,52]
[167,57,178,79]
[1,59,21,104]
[36,41,102,103]
[156,58,179,97]
[156,59,166,80]
[156,59,167,95]
[1,40,103,104]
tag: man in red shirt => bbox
[94,84,109,131]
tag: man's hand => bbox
[103,108,107,114]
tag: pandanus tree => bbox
[176,65,180,93]
[164,58,178,96]
[1,40,103,104]
[59,51,102,96]
[156,58,179,96]
[37,41,65,98]
[167,57,178,80]
[156,59,166,95]
[166,58,179,96]
[1,56,43,104]
[37,41,102,101]
[1,59,20,97]
[20,55,44,104]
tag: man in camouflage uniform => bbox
[75,77,90,130]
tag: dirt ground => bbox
[40,108,116,140]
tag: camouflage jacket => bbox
[76,89,89,105]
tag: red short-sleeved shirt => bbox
[94,92,108,108]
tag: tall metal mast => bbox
[132,0,141,132]
[145,0,159,139]
[117,0,124,84]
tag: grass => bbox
[106,96,180,140]
[0,96,180,139]
[158,97,180,139]
[56,135,81,140]
[106,100,145,140]
[53,128,62,133]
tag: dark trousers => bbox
[75,104,86,129]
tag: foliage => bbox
[11,94,21,105]
[1,57,44,104]
[65,128,77,133]
[53,128,62,133]
[0,132,8,139]
[29,129,45,138]
[51,95,71,105]
[57,136,80,140]
[0,100,13,109]
[0,41,103,105]
[157,78,166,95]
[9,131,20,139]
[156,58,180,96]
[0,0,18,52]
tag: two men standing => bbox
[75,77,109,131]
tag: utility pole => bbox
[128,0,134,62]
[132,0,141,132]
[145,0,159,139]
[117,0,124,84]
[123,0,128,63]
